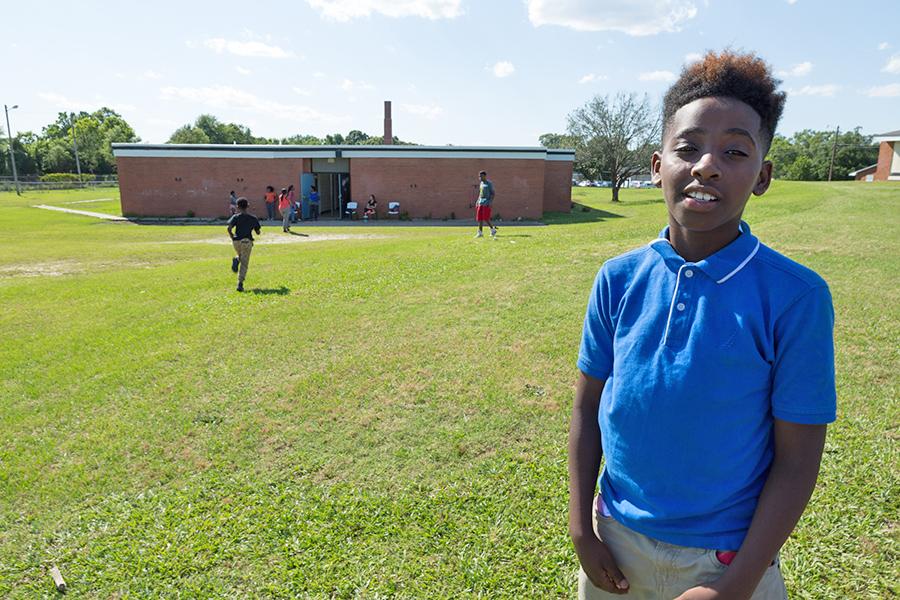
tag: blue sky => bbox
[6,0,900,145]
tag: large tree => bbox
[567,92,661,202]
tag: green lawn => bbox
[1,183,897,598]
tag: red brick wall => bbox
[543,161,573,212]
[117,156,306,218]
[350,157,546,220]
[874,141,894,181]
[117,154,573,219]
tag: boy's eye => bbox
[674,145,696,153]
[726,149,749,157]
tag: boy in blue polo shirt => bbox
[569,51,836,599]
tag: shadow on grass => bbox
[249,286,291,296]
[286,230,309,237]
[542,203,626,225]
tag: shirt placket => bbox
[663,264,697,349]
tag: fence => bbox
[0,177,119,192]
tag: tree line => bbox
[2,101,879,184]
[167,113,416,147]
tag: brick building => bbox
[112,144,575,220]
[872,129,900,181]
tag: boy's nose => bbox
[690,152,721,180]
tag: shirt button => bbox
[684,269,694,278]
[676,302,686,311]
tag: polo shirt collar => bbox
[650,221,761,284]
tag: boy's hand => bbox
[571,530,629,594]
[674,584,730,600]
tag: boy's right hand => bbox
[572,529,629,594]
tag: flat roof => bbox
[111,144,575,162]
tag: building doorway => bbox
[310,158,351,220]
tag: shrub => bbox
[38,173,95,182]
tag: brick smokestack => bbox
[383,100,393,145]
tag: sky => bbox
[5,0,900,146]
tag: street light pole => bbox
[70,112,82,182]
[3,104,20,196]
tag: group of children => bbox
[230,185,321,233]
[224,50,836,599]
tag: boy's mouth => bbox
[681,188,720,211]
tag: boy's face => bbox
[652,96,772,237]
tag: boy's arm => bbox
[569,371,629,594]
[677,419,827,600]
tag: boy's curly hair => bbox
[663,50,786,151]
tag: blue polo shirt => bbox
[578,222,836,550]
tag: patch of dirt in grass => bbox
[0,259,172,279]
[163,233,393,245]
[0,260,82,278]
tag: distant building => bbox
[112,101,574,220]
[872,130,900,181]
[848,164,877,182]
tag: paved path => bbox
[33,205,129,221]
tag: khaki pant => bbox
[232,238,253,283]
[578,497,787,600]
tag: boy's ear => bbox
[651,151,663,187]
[752,160,774,196]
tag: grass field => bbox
[1,182,897,598]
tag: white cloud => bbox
[492,61,515,78]
[400,103,444,119]
[639,70,676,82]
[159,85,347,124]
[313,71,326,79]
[882,54,900,74]
[578,73,607,84]
[202,38,294,59]
[864,83,900,97]
[878,42,890,51]
[786,0,798,4]
[142,70,162,80]
[777,61,813,77]
[236,66,252,75]
[306,0,462,21]
[291,86,311,96]
[527,0,698,36]
[684,52,702,64]
[340,79,375,91]
[789,84,839,97]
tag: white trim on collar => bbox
[716,240,760,284]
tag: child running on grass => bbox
[227,198,261,292]
[569,50,836,599]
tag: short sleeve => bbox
[771,285,837,424]
[226,214,236,226]
[577,267,615,381]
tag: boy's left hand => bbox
[674,586,721,600]
[675,582,749,600]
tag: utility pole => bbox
[828,125,840,182]
[3,104,20,196]
[70,112,82,182]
